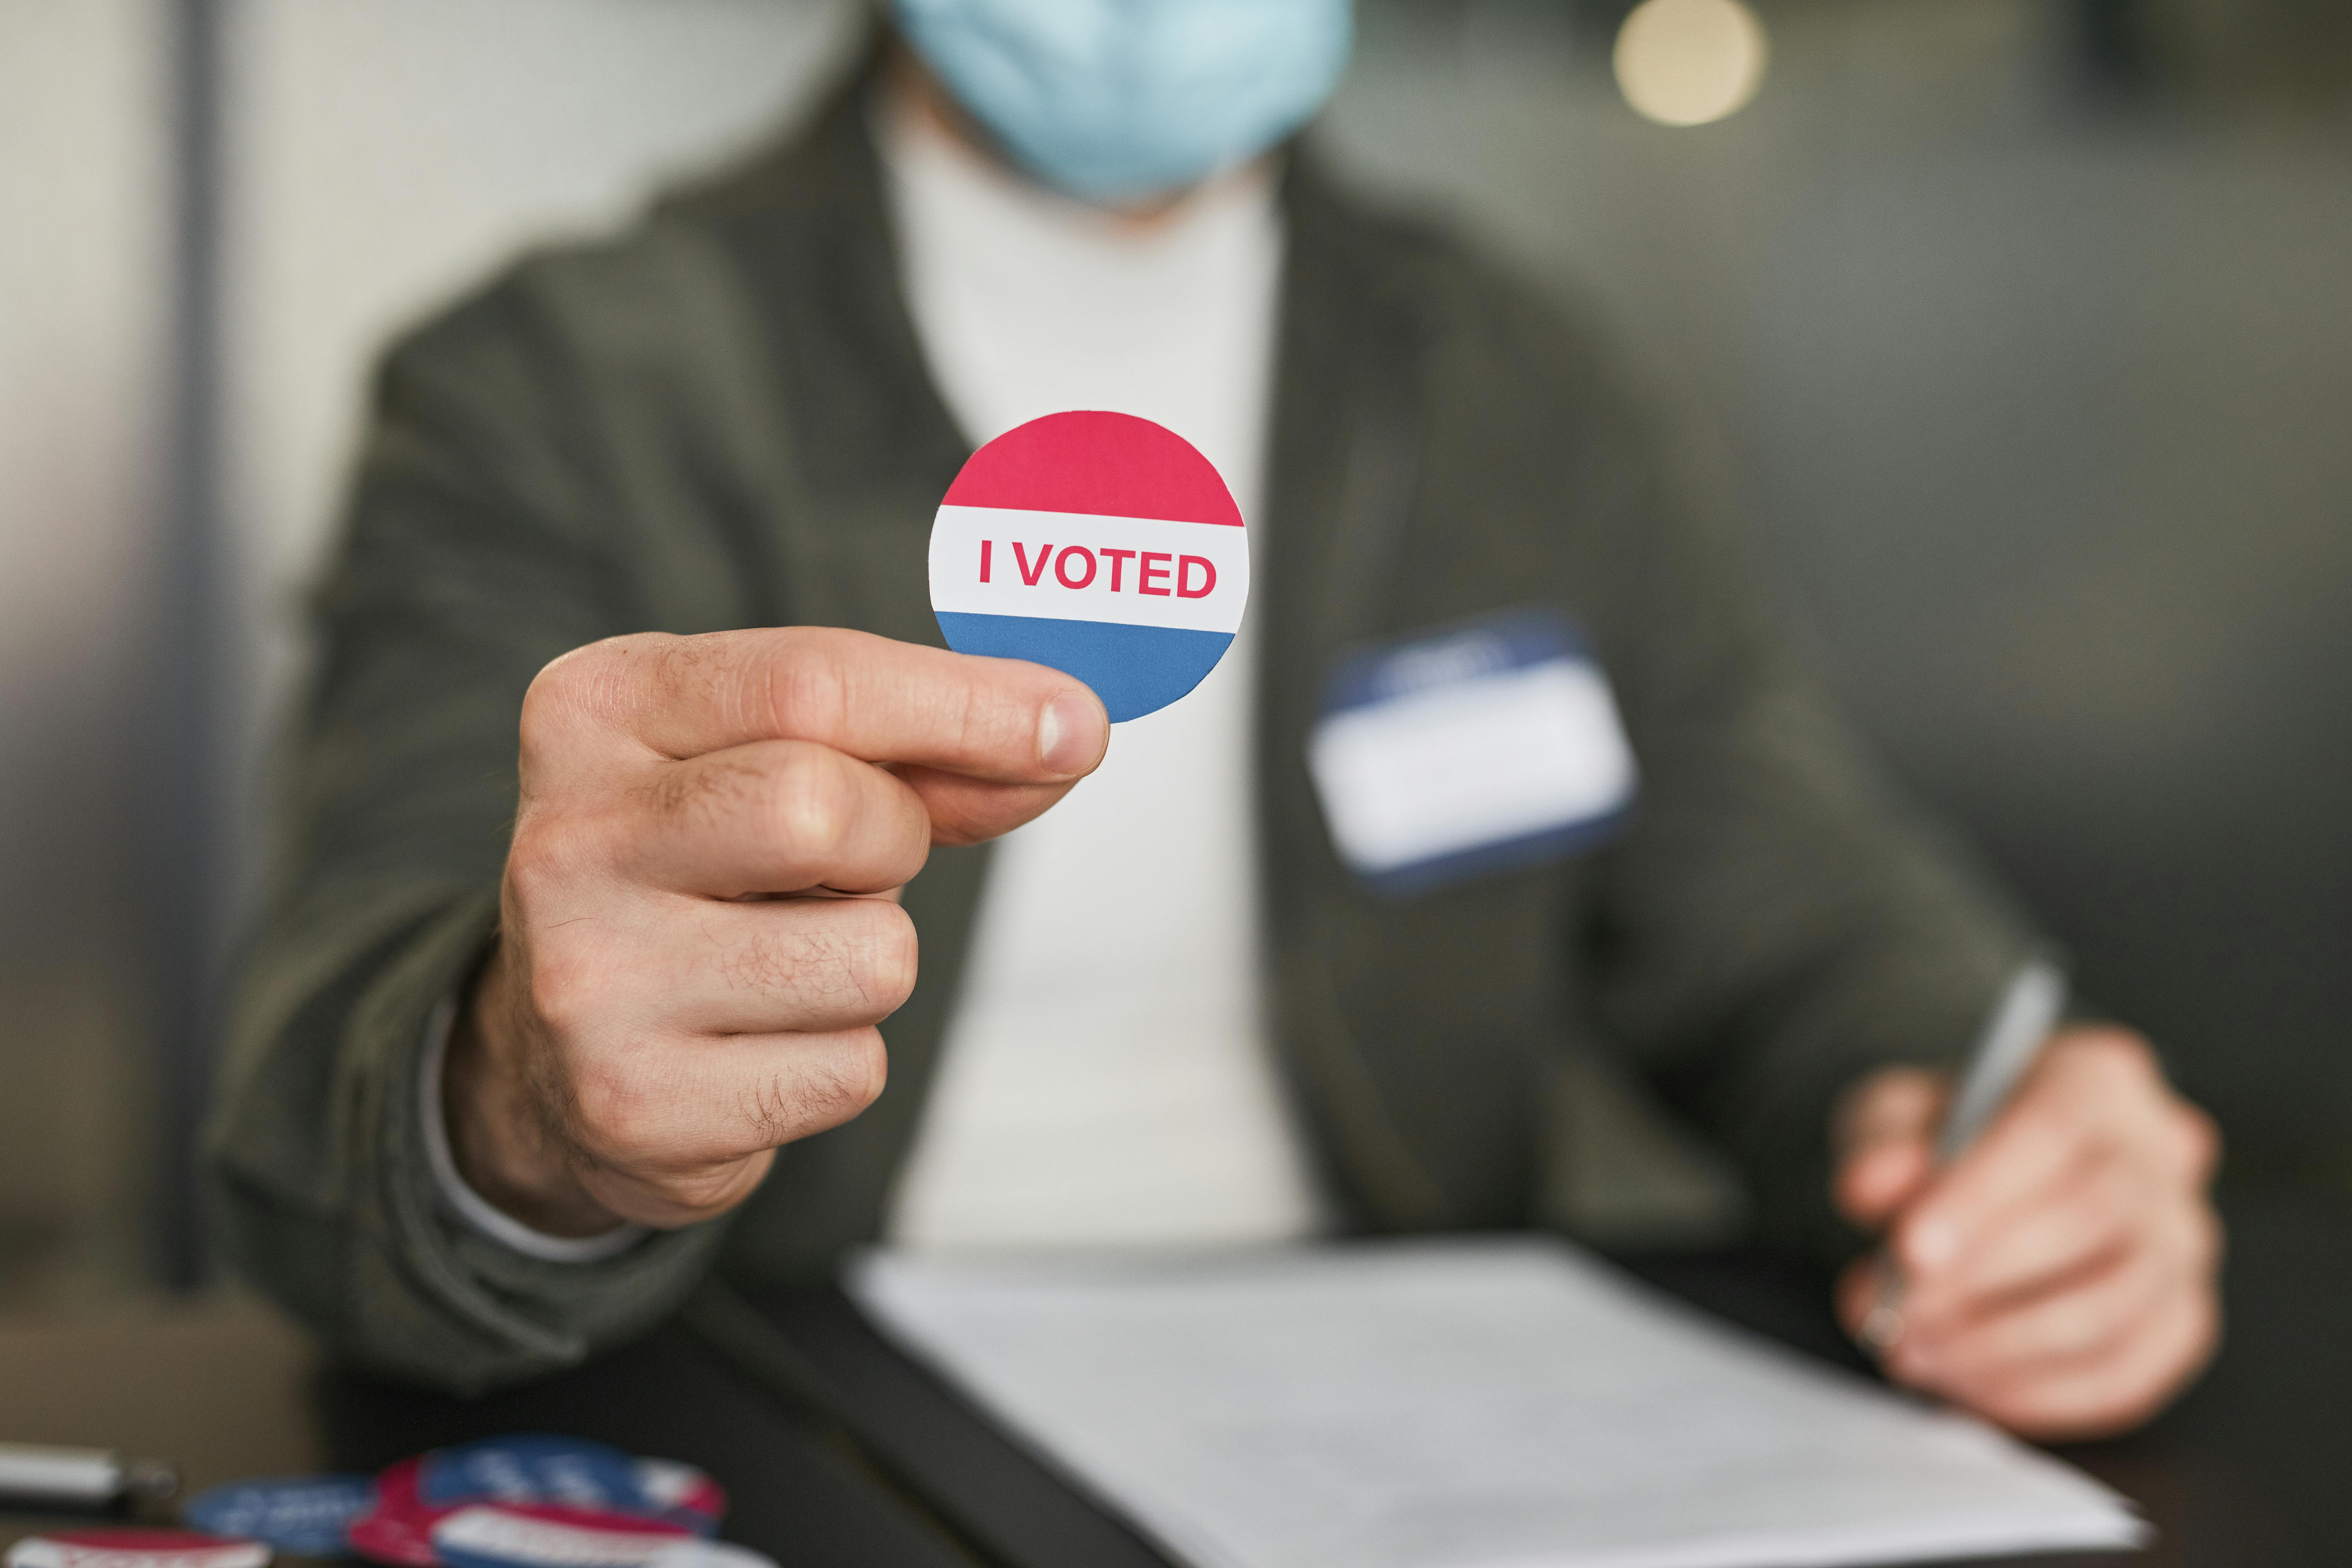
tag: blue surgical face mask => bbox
[891,0,1354,203]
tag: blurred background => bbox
[2,0,2347,1311]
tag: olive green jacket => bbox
[210,72,2029,1394]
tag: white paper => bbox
[849,1238,2144,1568]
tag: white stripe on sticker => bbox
[432,1512,676,1568]
[927,506,1250,634]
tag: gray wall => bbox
[221,0,863,897]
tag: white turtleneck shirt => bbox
[877,98,1325,1252]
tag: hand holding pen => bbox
[1829,956,2225,1441]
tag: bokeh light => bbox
[1613,0,1770,127]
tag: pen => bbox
[1858,953,2070,1353]
[0,1442,177,1512]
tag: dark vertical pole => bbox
[2074,0,2154,98]
[149,0,227,1292]
[1569,0,1639,53]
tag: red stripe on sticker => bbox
[6,1533,270,1568]
[941,411,1242,527]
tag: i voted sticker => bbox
[6,1533,270,1568]
[1308,610,1637,897]
[418,1438,721,1535]
[353,1440,724,1564]
[930,410,1250,722]
[345,1459,440,1566]
[183,1476,375,1556]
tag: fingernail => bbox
[1038,689,1105,775]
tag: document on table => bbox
[848,1238,2144,1568]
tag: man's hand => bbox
[1832,1027,2222,1441]
[443,628,1108,1238]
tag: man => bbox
[212,0,2219,1443]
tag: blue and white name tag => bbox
[1308,611,1637,896]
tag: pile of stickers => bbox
[6,1437,769,1568]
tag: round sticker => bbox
[346,1459,438,1567]
[349,1446,723,1567]
[429,1506,688,1568]
[6,1531,270,1568]
[929,410,1251,723]
[183,1475,376,1556]
[410,1438,720,1538]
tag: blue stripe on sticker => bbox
[936,612,1234,724]
[419,1436,640,1510]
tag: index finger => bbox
[1894,1077,2095,1278]
[549,627,1108,781]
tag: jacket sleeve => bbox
[208,278,728,1394]
[1560,327,2039,1263]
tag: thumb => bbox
[1833,1067,1947,1230]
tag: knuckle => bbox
[1839,1068,1945,1146]
[772,747,856,858]
[801,1030,888,1129]
[738,1032,885,1146]
[841,899,920,1014]
[502,818,579,905]
[1986,1081,2064,1145]
[2070,1027,2156,1089]
[769,637,855,735]
[569,1054,665,1164]
[2171,1102,2222,1182]
[517,653,590,761]
[652,1160,762,1219]
[520,638,638,757]
[2045,1296,2111,1359]
[1998,1384,2088,1439]
[520,949,599,1041]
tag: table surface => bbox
[3,1185,2343,1566]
